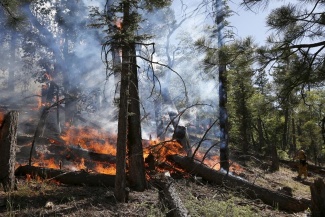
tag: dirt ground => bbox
[0,160,319,217]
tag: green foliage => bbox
[277,149,289,160]
[143,0,172,11]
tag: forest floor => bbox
[0,154,320,217]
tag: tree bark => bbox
[0,111,19,192]
[257,116,264,152]
[310,178,325,217]
[291,117,297,156]
[114,1,130,203]
[216,0,229,170]
[15,165,115,187]
[167,154,310,212]
[127,44,146,191]
[282,106,289,150]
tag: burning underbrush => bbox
[16,124,244,181]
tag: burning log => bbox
[310,178,325,217]
[15,165,115,187]
[0,111,19,191]
[167,154,310,212]
[154,173,189,217]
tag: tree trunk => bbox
[310,178,325,217]
[257,116,264,152]
[127,44,146,191]
[0,111,19,192]
[216,0,229,171]
[291,117,297,156]
[270,142,279,172]
[282,106,289,150]
[29,106,50,165]
[15,165,115,187]
[167,154,310,212]
[114,1,130,203]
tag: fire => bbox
[144,139,186,164]
[32,157,60,169]
[114,18,122,30]
[145,138,244,175]
[0,110,4,128]
[26,122,243,177]
[60,126,116,155]
[93,162,116,175]
[194,151,244,174]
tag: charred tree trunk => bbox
[114,1,130,203]
[167,155,310,212]
[0,111,19,192]
[127,44,146,191]
[310,178,325,217]
[216,0,229,171]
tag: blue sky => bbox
[228,1,286,46]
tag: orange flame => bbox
[60,126,117,155]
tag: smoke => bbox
[1,0,220,145]
[136,0,219,141]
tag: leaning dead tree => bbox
[0,111,19,192]
[167,154,310,212]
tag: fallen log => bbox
[17,142,116,166]
[154,174,189,217]
[15,165,115,187]
[280,159,325,175]
[45,143,116,164]
[167,154,310,213]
